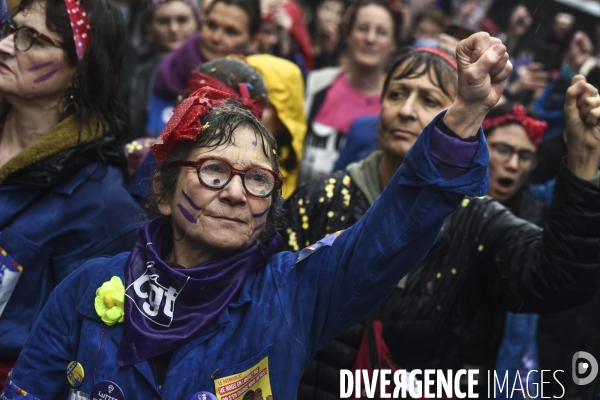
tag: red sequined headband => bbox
[482,103,547,146]
[413,47,458,71]
[151,87,231,164]
[186,71,266,119]
[64,0,90,61]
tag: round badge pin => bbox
[66,361,85,387]
[91,380,125,400]
[189,391,218,400]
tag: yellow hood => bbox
[246,54,306,198]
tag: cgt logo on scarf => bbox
[125,262,188,327]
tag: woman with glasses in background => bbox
[0,0,142,386]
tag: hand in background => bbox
[567,31,594,74]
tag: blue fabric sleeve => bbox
[4,259,110,399]
[271,111,490,358]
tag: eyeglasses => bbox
[0,19,63,52]
[489,143,537,170]
[172,158,282,198]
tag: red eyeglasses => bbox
[0,19,63,52]
[172,158,282,198]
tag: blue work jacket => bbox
[5,115,490,399]
[0,163,144,358]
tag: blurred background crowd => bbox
[0,0,600,398]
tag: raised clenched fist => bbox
[454,32,512,111]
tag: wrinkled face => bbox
[0,4,76,102]
[486,123,537,203]
[159,127,274,255]
[200,2,254,60]
[348,5,396,69]
[378,63,455,160]
[413,18,443,41]
[146,1,197,52]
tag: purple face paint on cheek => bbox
[252,207,270,218]
[177,203,198,224]
[252,140,257,146]
[28,61,54,72]
[253,222,265,232]
[33,69,58,83]
[181,190,201,210]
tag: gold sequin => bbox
[451,268,457,275]
[302,223,309,230]
[436,272,441,279]
[319,197,325,203]
[298,199,303,206]
[302,215,308,222]
[478,244,484,251]
[461,198,470,207]
[286,228,299,251]
[340,216,345,221]
[299,208,306,215]
[342,175,351,186]
[327,211,334,218]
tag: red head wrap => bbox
[64,0,90,61]
[413,47,458,71]
[482,103,547,146]
[185,70,266,119]
[151,87,232,164]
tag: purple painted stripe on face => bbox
[28,61,54,72]
[181,190,201,210]
[33,69,58,83]
[253,222,265,232]
[177,203,197,224]
[253,207,270,218]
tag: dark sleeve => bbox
[280,172,348,252]
[475,162,600,312]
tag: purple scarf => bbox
[117,218,281,366]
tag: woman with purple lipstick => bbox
[5,33,510,398]
[0,0,142,385]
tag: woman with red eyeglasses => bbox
[2,31,509,398]
[0,0,142,387]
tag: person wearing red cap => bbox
[5,33,508,399]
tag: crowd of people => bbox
[0,0,599,399]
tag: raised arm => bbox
[272,34,513,357]
[475,75,600,312]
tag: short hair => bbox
[205,0,262,36]
[382,47,458,100]
[410,8,447,34]
[149,100,285,246]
